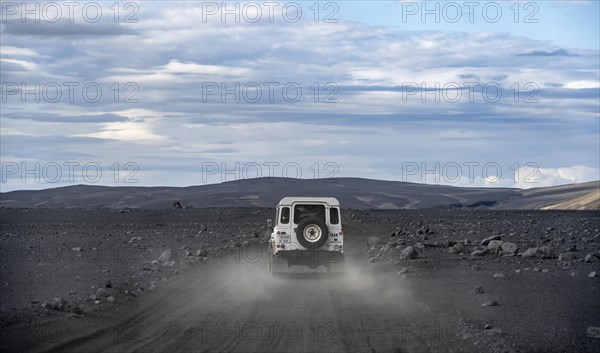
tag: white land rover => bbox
[268,197,344,273]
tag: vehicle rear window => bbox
[293,204,325,224]
[330,207,339,225]
[280,207,290,224]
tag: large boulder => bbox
[96,288,110,299]
[486,240,504,254]
[399,246,418,260]
[448,243,465,254]
[43,297,68,311]
[558,252,577,262]
[520,247,538,258]
[537,245,556,259]
[501,242,519,256]
[520,246,555,259]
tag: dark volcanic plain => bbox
[1,207,599,353]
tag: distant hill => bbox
[1,178,598,210]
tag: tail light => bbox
[339,230,343,236]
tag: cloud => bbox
[0,46,40,57]
[1,19,137,36]
[563,80,600,89]
[0,58,38,71]
[3,112,126,123]
[74,121,168,142]
[517,49,579,57]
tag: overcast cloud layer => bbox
[1,1,599,191]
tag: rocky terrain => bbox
[1,207,599,352]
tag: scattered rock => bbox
[96,288,109,299]
[158,249,172,263]
[589,271,597,278]
[533,267,541,272]
[585,252,600,263]
[537,245,556,259]
[105,280,112,288]
[106,296,115,303]
[501,242,518,256]
[143,261,159,271]
[383,242,395,252]
[471,264,482,271]
[470,286,485,295]
[481,235,501,246]
[520,247,538,258]
[493,272,506,278]
[72,247,82,252]
[367,236,383,246]
[43,297,68,311]
[587,326,600,339]
[397,267,409,275]
[487,240,504,254]
[558,252,577,262]
[173,201,183,209]
[484,324,493,330]
[162,260,176,267]
[470,250,485,256]
[481,300,498,307]
[520,246,555,259]
[448,243,464,254]
[399,246,418,260]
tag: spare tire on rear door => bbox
[296,217,329,250]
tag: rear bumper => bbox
[271,250,345,270]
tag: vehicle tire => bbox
[296,217,329,250]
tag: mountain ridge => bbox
[1,178,598,210]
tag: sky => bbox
[1,0,599,191]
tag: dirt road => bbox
[39,221,469,353]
